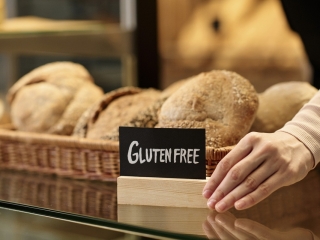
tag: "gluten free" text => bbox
[127,141,200,164]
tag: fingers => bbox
[210,156,265,211]
[234,172,284,210]
[203,131,310,212]
[203,137,253,199]
[206,149,266,210]
[214,159,278,212]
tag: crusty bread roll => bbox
[157,70,259,148]
[7,62,104,135]
[251,81,318,133]
[73,86,162,140]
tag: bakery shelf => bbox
[0,17,134,57]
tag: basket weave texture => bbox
[0,126,119,181]
[206,145,234,177]
[0,126,233,179]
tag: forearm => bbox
[277,90,320,168]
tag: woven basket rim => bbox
[0,127,119,151]
[0,125,235,156]
[206,145,234,161]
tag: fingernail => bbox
[235,200,245,210]
[207,198,217,209]
[203,190,212,199]
[216,201,226,212]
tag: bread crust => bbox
[87,88,161,139]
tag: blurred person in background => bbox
[203,0,320,212]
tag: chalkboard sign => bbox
[119,127,206,179]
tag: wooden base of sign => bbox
[118,205,210,236]
[117,176,209,208]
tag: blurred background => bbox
[0,0,313,122]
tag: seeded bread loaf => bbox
[73,86,162,140]
[157,70,259,148]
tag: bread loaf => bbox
[73,86,162,140]
[7,62,104,135]
[157,70,259,148]
[251,81,318,133]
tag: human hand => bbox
[203,131,314,212]
[203,211,318,240]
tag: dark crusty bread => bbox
[81,79,191,141]
[251,81,318,133]
[73,86,162,140]
[157,70,259,148]
[7,62,103,135]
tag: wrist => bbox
[276,131,315,172]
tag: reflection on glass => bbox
[203,211,320,240]
[0,170,117,220]
[0,207,125,240]
[1,168,320,239]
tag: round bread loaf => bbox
[157,70,259,148]
[7,61,104,135]
[251,81,318,133]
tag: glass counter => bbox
[0,164,319,240]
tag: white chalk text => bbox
[127,141,200,164]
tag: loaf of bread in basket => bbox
[7,61,104,135]
[73,86,163,139]
[157,70,259,148]
[251,81,318,133]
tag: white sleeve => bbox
[277,90,320,168]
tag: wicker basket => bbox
[206,145,234,176]
[0,126,120,181]
[0,126,233,180]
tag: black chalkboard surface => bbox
[119,127,206,179]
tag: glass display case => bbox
[0,166,320,239]
[1,1,320,239]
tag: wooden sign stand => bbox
[118,204,210,236]
[117,176,209,208]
